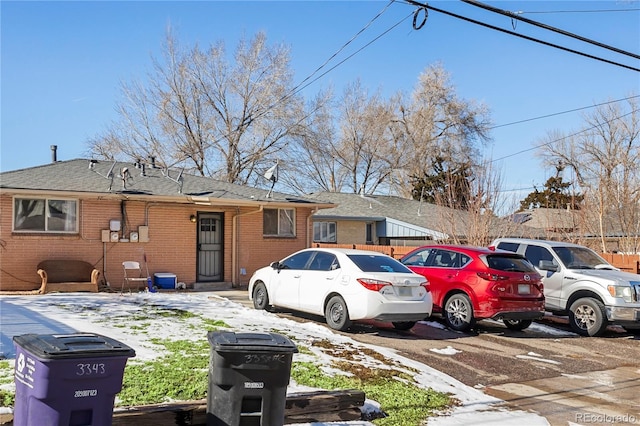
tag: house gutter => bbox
[232,205,264,287]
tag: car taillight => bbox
[420,281,430,292]
[357,278,392,292]
[477,272,509,281]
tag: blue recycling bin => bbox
[207,331,298,426]
[13,333,135,426]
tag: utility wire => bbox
[490,95,640,129]
[461,0,640,61]
[516,8,640,15]
[404,0,640,72]
[246,8,413,126]
[491,108,639,163]
[200,3,413,163]
[294,0,396,91]
[493,107,640,193]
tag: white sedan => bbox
[248,248,433,331]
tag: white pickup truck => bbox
[491,238,640,336]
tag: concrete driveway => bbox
[227,288,640,426]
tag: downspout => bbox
[232,205,264,287]
[307,208,319,247]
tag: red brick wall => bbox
[235,206,314,285]
[0,194,313,291]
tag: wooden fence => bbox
[314,243,640,274]
[600,253,640,274]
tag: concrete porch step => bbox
[192,281,233,291]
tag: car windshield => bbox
[486,255,537,273]
[348,254,413,273]
[552,246,610,269]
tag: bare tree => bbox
[88,30,304,184]
[390,63,492,192]
[281,88,346,194]
[538,97,640,252]
[286,80,404,195]
[336,80,398,194]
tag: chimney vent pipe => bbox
[50,145,58,162]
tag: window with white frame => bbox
[263,208,295,237]
[313,221,336,243]
[13,197,78,233]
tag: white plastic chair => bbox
[122,261,148,293]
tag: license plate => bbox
[397,287,412,296]
[518,284,531,294]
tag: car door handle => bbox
[294,274,301,278]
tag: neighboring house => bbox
[0,158,333,292]
[510,208,579,233]
[510,207,640,253]
[310,192,540,246]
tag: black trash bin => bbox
[207,331,298,426]
[13,333,135,426]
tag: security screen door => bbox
[197,213,223,281]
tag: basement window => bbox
[263,208,295,237]
[13,197,78,233]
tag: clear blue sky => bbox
[2,1,639,205]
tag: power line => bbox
[516,8,640,15]
[196,3,413,162]
[461,0,640,61]
[294,0,397,92]
[491,108,640,163]
[246,7,413,125]
[490,95,640,129]
[403,0,640,72]
[489,106,639,193]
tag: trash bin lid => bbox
[208,331,298,353]
[13,333,136,360]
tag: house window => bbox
[313,222,336,243]
[13,197,78,233]
[263,208,295,237]
[365,223,374,244]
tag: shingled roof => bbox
[1,159,333,208]
[310,191,540,241]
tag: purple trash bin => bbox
[13,333,135,426]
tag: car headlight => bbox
[608,285,634,302]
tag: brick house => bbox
[0,158,333,292]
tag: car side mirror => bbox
[539,260,559,272]
[270,261,281,270]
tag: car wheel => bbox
[443,293,474,332]
[568,297,608,336]
[503,319,533,331]
[252,282,270,310]
[325,296,351,331]
[392,321,416,331]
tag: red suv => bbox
[400,245,545,332]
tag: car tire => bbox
[252,282,270,310]
[392,321,416,331]
[503,319,533,331]
[443,293,475,332]
[568,297,608,336]
[325,295,351,331]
